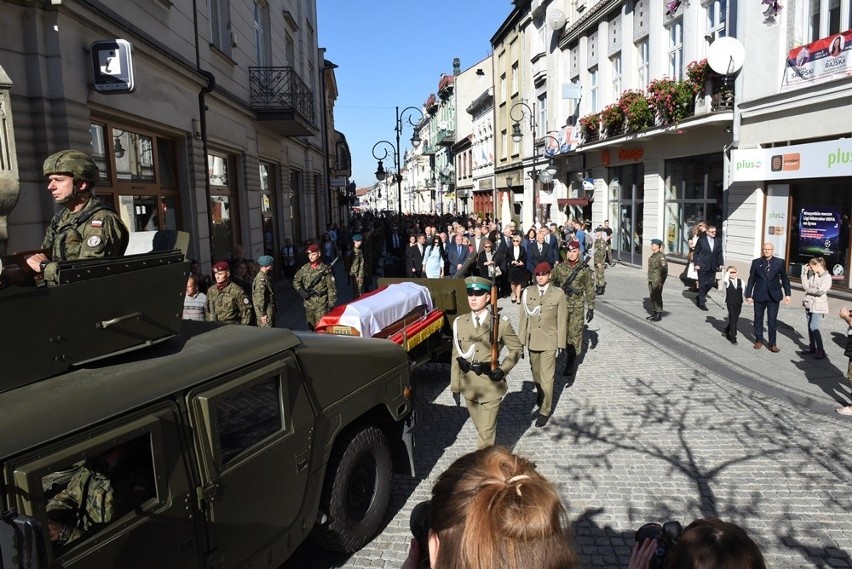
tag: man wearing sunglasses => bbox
[450,276,523,448]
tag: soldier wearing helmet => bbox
[26,150,129,283]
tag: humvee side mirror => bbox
[0,509,48,569]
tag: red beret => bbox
[306,243,320,253]
[534,262,552,275]
[212,261,229,273]
[566,240,580,251]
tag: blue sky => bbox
[317,0,513,188]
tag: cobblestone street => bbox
[281,263,852,568]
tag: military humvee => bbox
[0,242,414,568]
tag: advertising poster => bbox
[798,206,842,257]
[764,185,789,259]
[783,29,852,90]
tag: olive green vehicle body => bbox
[0,253,414,569]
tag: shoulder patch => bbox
[91,219,104,228]
[501,316,509,321]
[86,235,102,247]
[243,298,250,305]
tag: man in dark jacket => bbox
[692,224,724,310]
[745,242,791,352]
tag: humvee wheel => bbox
[310,425,392,553]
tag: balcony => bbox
[249,67,317,136]
[435,127,456,146]
[420,143,437,155]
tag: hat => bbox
[43,150,99,184]
[212,261,229,273]
[306,243,320,253]
[464,276,492,292]
[566,240,580,251]
[257,255,273,267]
[595,226,605,232]
[534,262,552,275]
[651,238,663,246]
[352,233,363,241]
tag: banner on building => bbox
[765,185,789,260]
[731,139,852,182]
[798,206,842,257]
[783,29,852,91]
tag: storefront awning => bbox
[557,198,590,206]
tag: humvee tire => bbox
[310,425,393,552]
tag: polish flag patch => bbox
[91,220,104,227]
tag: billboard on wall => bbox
[783,30,852,90]
[731,139,852,182]
[798,207,842,257]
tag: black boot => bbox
[650,312,662,322]
[562,347,576,375]
[600,284,606,295]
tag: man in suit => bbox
[518,262,568,427]
[451,276,523,448]
[386,223,405,258]
[406,233,426,278]
[527,228,552,270]
[692,224,724,310]
[493,226,514,295]
[745,242,791,352]
[471,225,486,256]
[545,225,560,265]
[447,232,470,277]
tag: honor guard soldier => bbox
[26,150,129,284]
[293,243,337,329]
[349,233,366,298]
[550,240,596,374]
[592,226,609,295]
[647,238,668,321]
[518,262,568,427]
[451,276,523,448]
[252,255,277,327]
[206,261,252,325]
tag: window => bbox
[705,0,727,42]
[663,154,724,257]
[538,94,548,133]
[808,0,850,42]
[254,1,270,66]
[511,63,519,95]
[500,73,507,104]
[589,66,599,112]
[636,39,649,89]
[209,0,231,56]
[89,122,180,233]
[209,152,240,260]
[611,52,622,98]
[501,129,508,160]
[285,33,295,67]
[216,375,283,465]
[667,18,684,80]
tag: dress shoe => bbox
[535,414,551,428]
[768,345,780,353]
[646,314,655,320]
[815,349,826,360]
[753,341,763,350]
[730,337,738,345]
[699,304,709,311]
[798,347,816,355]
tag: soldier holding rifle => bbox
[450,276,523,448]
[550,240,596,375]
[293,243,337,329]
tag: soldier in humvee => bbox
[25,150,129,284]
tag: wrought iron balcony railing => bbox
[249,67,316,132]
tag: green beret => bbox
[257,255,273,267]
[464,276,492,291]
[352,233,363,241]
[651,238,663,246]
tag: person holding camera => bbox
[451,276,523,448]
[402,446,578,569]
[628,518,767,569]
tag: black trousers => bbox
[697,269,715,305]
[726,303,742,338]
[753,299,781,345]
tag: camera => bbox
[409,500,432,569]
[634,521,682,569]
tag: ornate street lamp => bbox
[510,101,561,224]
[372,105,424,220]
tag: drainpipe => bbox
[193,0,216,262]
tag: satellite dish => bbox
[547,8,568,31]
[707,36,745,75]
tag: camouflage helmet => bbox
[43,150,99,186]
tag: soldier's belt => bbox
[469,362,492,375]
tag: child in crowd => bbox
[837,307,852,415]
[723,265,744,344]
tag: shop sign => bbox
[765,185,789,259]
[90,39,135,93]
[783,30,852,91]
[731,139,852,182]
[798,206,842,257]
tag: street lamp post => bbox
[510,101,560,226]
[372,105,424,219]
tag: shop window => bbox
[663,154,723,257]
[209,152,240,261]
[790,180,851,287]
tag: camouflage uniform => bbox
[293,262,337,329]
[349,248,366,298]
[46,450,153,545]
[550,259,596,356]
[41,196,129,283]
[252,270,277,327]
[592,237,608,289]
[206,281,252,325]
[648,250,668,315]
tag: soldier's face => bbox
[535,272,550,286]
[466,289,489,311]
[567,248,580,261]
[308,250,321,262]
[651,244,661,253]
[47,174,78,204]
[213,269,229,283]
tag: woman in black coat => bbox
[476,239,500,280]
[506,234,529,303]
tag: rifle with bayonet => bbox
[558,254,591,297]
[300,256,338,299]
